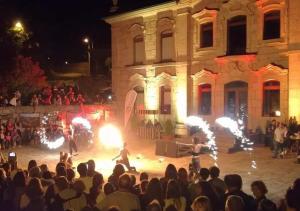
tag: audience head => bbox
[140,172,149,181]
[42,171,53,180]
[191,196,212,211]
[209,166,220,179]
[118,173,131,190]
[107,206,120,211]
[77,163,88,177]
[13,170,26,187]
[104,182,115,195]
[177,168,188,182]
[165,164,177,180]
[285,178,300,211]
[251,180,268,199]
[224,174,243,192]
[87,159,96,171]
[40,164,48,173]
[146,200,162,211]
[29,166,42,178]
[146,178,163,205]
[55,162,66,175]
[28,160,37,171]
[92,173,104,187]
[165,205,178,211]
[199,168,210,181]
[56,166,67,177]
[225,195,244,211]
[26,177,44,200]
[113,164,125,177]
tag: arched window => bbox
[133,35,144,64]
[200,22,213,48]
[160,86,171,114]
[227,16,247,55]
[263,80,280,116]
[198,84,212,115]
[263,10,280,40]
[161,30,174,62]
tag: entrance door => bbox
[224,81,248,120]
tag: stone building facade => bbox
[105,0,300,135]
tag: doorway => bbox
[224,81,248,120]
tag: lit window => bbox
[161,30,174,62]
[200,22,213,48]
[160,86,171,114]
[263,80,280,116]
[263,11,280,40]
[134,35,144,64]
[198,84,212,115]
[227,16,247,55]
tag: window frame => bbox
[262,80,280,117]
[160,30,174,62]
[160,86,171,115]
[263,10,281,40]
[198,84,212,115]
[227,15,247,55]
[133,35,144,65]
[200,22,214,48]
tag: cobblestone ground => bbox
[4,135,300,203]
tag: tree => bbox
[7,55,48,95]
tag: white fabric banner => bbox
[124,90,137,127]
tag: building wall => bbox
[106,0,300,134]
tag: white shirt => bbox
[274,127,284,143]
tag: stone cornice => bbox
[104,2,177,24]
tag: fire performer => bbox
[112,142,136,172]
[189,137,208,174]
[67,130,78,156]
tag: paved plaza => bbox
[5,134,300,203]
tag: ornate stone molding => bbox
[192,8,218,20]
[191,69,218,80]
[254,63,288,76]
[156,72,177,82]
[128,73,146,89]
[157,17,175,31]
[128,23,145,37]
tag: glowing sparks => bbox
[185,116,218,163]
[215,117,254,151]
[39,115,65,150]
[98,124,123,149]
[72,117,91,130]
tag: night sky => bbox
[0,0,172,67]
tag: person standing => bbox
[273,123,285,158]
[67,130,78,156]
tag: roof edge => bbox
[103,1,177,24]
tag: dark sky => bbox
[0,0,172,65]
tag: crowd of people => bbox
[0,153,299,211]
[265,117,300,159]
[0,118,65,151]
[0,85,86,107]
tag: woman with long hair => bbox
[164,179,186,211]
[191,196,212,211]
[141,178,164,210]
[20,177,46,211]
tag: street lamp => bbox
[83,37,93,76]
[14,21,24,32]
